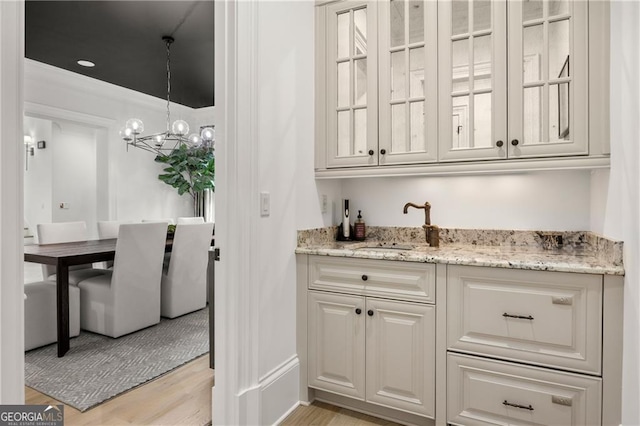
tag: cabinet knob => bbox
[380,149,386,155]
[511,139,519,146]
[367,309,374,316]
[361,275,368,281]
[368,149,374,156]
[496,140,504,148]
[355,308,362,315]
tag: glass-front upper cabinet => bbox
[508,0,588,158]
[325,1,378,168]
[438,0,507,162]
[378,0,438,165]
[438,0,588,162]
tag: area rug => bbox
[25,307,209,412]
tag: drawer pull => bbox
[503,313,534,320]
[361,275,368,281]
[503,400,534,411]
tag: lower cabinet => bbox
[448,353,602,426]
[299,255,622,425]
[308,290,436,418]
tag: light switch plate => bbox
[321,194,328,213]
[260,192,270,217]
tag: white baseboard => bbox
[259,355,300,425]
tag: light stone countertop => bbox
[296,227,624,276]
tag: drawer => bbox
[309,256,435,303]
[448,353,602,426]
[447,265,602,374]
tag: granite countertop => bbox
[296,227,625,276]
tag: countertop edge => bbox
[294,247,625,276]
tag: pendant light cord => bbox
[166,38,172,134]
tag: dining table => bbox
[24,237,190,357]
[24,239,118,357]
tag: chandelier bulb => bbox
[154,134,166,147]
[125,118,144,135]
[200,126,215,142]
[120,127,133,142]
[172,120,190,137]
[187,133,201,147]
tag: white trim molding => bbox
[213,0,261,424]
[0,0,25,403]
[259,356,301,425]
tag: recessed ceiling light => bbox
[77,60,95,68]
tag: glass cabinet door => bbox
[378,0,438,165]
[508,0,588,158]
[326,1,378,168]
[438,0,507,162]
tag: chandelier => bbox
[120,36,214,156]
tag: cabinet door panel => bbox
[366,298,435,418]
[508,0,588,158]
[326,1,378,168]
[448,354,602,426]
[438,0,507,162]
[308,291,366,400]
[379,0,438,164]
[447,265,602,374]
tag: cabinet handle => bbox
[380,149,386,155]
[367,309,374,316]
[511,139,519,146]
[361,275,368,281]
[503,400,534,411]
[355,308,362,315]
[503,313,534,320]
[496,140,504,148]
[368,149,374,156]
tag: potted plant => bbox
[154,144,215,215]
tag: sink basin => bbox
[356,244,415,251]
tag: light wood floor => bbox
[281,401,402,426]
[26,354,214,426]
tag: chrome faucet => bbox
[403,201,440,247]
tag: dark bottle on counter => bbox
[354,210,366,241]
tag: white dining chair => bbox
[161,222,214,318]
[36,221,106,285]
[24,281,80,351]
[97,220,133,269]
[176,216,205,224]
[142,218,175,225]
[78,222,167,338]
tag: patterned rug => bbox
[25,307,209,412]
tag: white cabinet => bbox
[447,265,602,374]
[448,353,602,426]
[438,0,589,161]
[365,297,435,417]
[308,291,365,400]
[305,256,436,418]
[446,264,616,426]
[315,0,608,176]
[323,0,378,168]
[317,0,438,168]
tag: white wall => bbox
[342,170,591,230]
[593,2,640,424]
[23,116,53,237]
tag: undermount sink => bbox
[355,244,416,251]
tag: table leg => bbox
[56,263,70,357]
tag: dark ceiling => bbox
[25,1,214,109]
